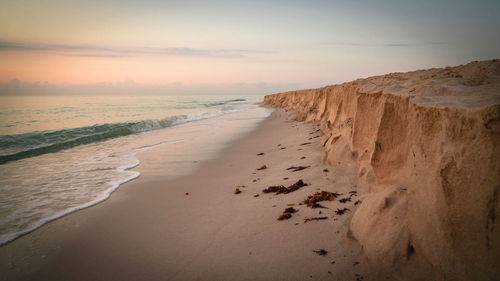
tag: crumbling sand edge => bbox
[264,60,500,281]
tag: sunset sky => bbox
[1,0,499,94]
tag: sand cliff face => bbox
[264,60,500,281]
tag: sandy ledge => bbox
[265,59,500,281]
[0,109,370,281]
[1,60,499,281]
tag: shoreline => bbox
[3,60,497,281]
[0,108,370,281]
[0,104,269,248]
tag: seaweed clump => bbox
[286,166,310,172]
[339,197,351,203]
[263,179,307,194]
[277,213,292,220]
[304,217,328,223]
[312,249,328,255]
[277,207,298,220]
[303,191,340,207]
[256,165,267,170]
[335,208,350,215]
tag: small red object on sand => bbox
[185,192,189,195]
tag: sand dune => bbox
[264,59,500,280]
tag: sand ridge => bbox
[265,59,500,281]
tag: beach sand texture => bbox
[0,109,370,281]
[265,59,500,280]
[1,60,499,281]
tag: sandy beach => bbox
[2,1,500,280]
[0,109,371,281]
[1,60,499,281]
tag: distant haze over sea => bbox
[0,79,306,96]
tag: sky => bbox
[1,0,499,95]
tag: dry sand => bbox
[2,59,498,281]
[265,59,500,281]
[0,109,371,281]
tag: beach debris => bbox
[312,249,328,255]
[252,178,260,182]
[254,194,259,198]
[234,188,242,194]
[277,213,292,220]
[280,147,286,150]
[264,185,287,193]
[335,208,350,215]
[354,200,362,205]
[283,177,289,180]
[311,202,327,209]
[256,165,267,170]
[349,191,357,196]
[319,210,322,214]
[339,197,352,203]
[304,216,328,223]
[263,179,307,194]
[300,156,306,159]
[303,191,339,207]
[328,271,332,274]
[283,179,308,193]
[300,142,312,146]
[323,169,329,172]
[277,207,298,220]
[257,152,265,156]
[353,261,360,266]
[286,165,310,172]
[185,192,189,195]
[277,144,282,147]
[287,203,295,206]
[331,261,335,264]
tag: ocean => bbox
[0,95,271,246]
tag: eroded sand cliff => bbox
[264,60,500,280]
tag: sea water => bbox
[0,95,270,246]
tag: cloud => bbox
[0,39,270,58]
[324,41,445,47]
